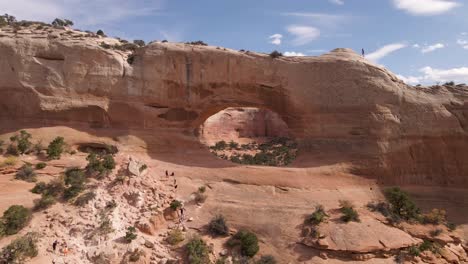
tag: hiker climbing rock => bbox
[170,172,175,176]
[165,170,168,176]
[52,240,58,251]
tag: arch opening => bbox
[198,107,298,166]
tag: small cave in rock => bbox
[199,107,298,166]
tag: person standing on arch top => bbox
[362,48,365,57]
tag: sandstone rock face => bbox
[199,107,290,145]
[1,27,467,186]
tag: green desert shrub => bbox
[384,187,420,221]
[64,168,86,187]
[0,232,38,263]
[124,226,138,243]
[211,140,227,151]
[208,214,229,236]
[133,39,145,46]
[86,153,115,178]
[228,230,259,257]
[51,18,73,27]
[186,237,211,264]
[46,136,65,160]
[170,200,182,211]
[339,200,360,223]
[166,229,184,245]
[31,179,65,198]
[33,195,56,211]
[139,164,147,172]
[15,164,37,182]
[0,205,31,236]
[305,205,328,225]
[269,50,283,58]
[35,162,46,170]
[96,29,106,37]
[9,130,32,155]
[198,186,206,193]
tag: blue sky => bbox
[2,0,468,84]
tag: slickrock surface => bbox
[0,24,467,263]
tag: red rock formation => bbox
[199,107,290,145]
[0,27,467,187]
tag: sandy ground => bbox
[0,127,466,263]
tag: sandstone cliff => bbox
[1,25,467,187]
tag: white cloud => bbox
[413,44,420,48]
[329,0,344,5]
[284,51,306,57]
[397,74,421,84]
[286,25,320,46]
[393,0,460,15]
[421,43,445,53]
[457,39,468,49]
[366,43,407,62]
[398,66,468,84]
[0,0,164,26]
[269,34,283,45]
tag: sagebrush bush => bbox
[269,50,283,58]
[124,226,138,243]
[166,229,184,245]
[170,200,182,210]
[33,195,56,211]
[305,205,328,225]
[0,205,31,236]
[208,214,229,236]
[9,130,32,155]
[186,237,211,264]
[339,200,360,223]
[15,164,37,182]
[47,136,65,160]
[0,232,38,263]
[64,167,86,199]
[384,187,420,220]
[228,230,259,257]
[35,162,46,170]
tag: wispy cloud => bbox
[269,34,283,45]
[421,43,445,53]
[0,0,164,26]
[284,51,306,56]
[393,0,460,16]
[366,43,407,62]
[286,25,320,46]
[398,66,468,84]
[329,0,345,5]
[457,39,468,49]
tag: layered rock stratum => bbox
[0,24,467,264]
[1,26,467,187]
